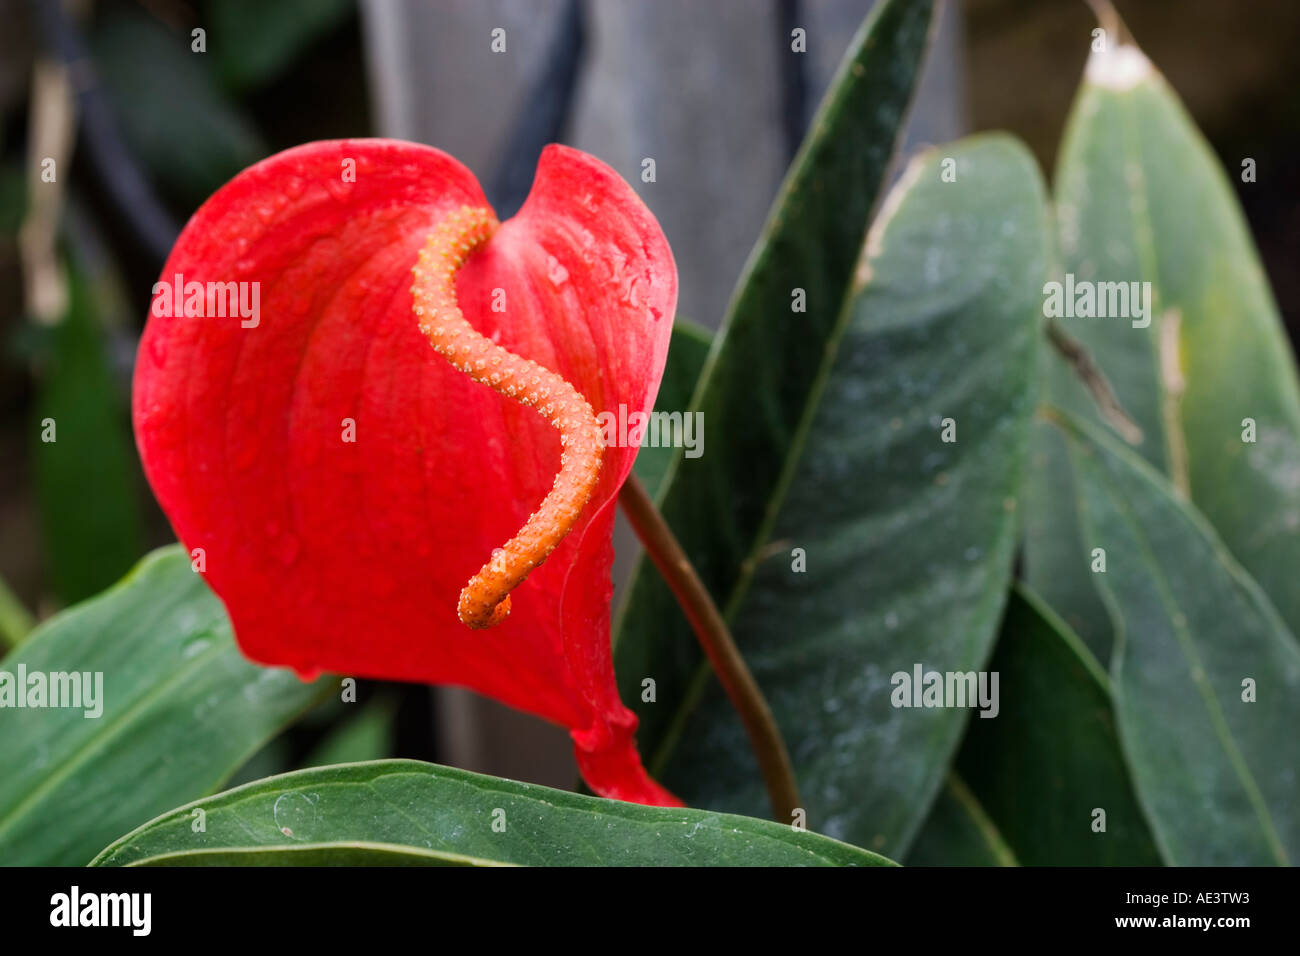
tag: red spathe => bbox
[133,139,679,805]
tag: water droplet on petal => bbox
[620,276,642,308]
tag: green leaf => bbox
[208,0,353,92]
[1023,403,1113,661]
[633,319,712,498]
[91,9,265,205]
[31,263,145,604]
[0,547,326,865]
[301,697,396,768]
[226,736,294,790]
[0,573,35,650]
[650,135,1048,856]
[615,0,937,773]
[91,760,895,867]
[953,585,1161,865]
[1026,38,1300,652]
[121,843,496,867]
[1051,407,1300,865]
[906,775,1018,867]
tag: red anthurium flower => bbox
[133,139,680,806]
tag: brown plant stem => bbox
[1046,319,1144,445]
[618,472,802,823]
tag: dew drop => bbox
[620,276,642,308]
[148,335,168,367]
[325,178,353,201]
[272,792,318,841]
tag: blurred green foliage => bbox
[90,8,266,207]
[209,0,353,93]
[30,260,144,604]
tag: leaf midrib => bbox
[945,773,1019,867]
[0,636,230,847]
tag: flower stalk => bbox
[619,472,802,823]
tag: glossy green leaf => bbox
[0,547,326,865]
[1052,408,1300,865]
[651,135,1047,856]
[1023,403,1113,661]
[91,760,894,867]
[615,0,937,768]
[1025,38,1300,653]
[906,775,1018,867]
[31,264,145,604]
[124,843,494,867]
[633,320,712,498]
[954,586,1161,865]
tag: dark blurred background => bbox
[1,0,1297,784]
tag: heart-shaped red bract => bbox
[133,139,679,805]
